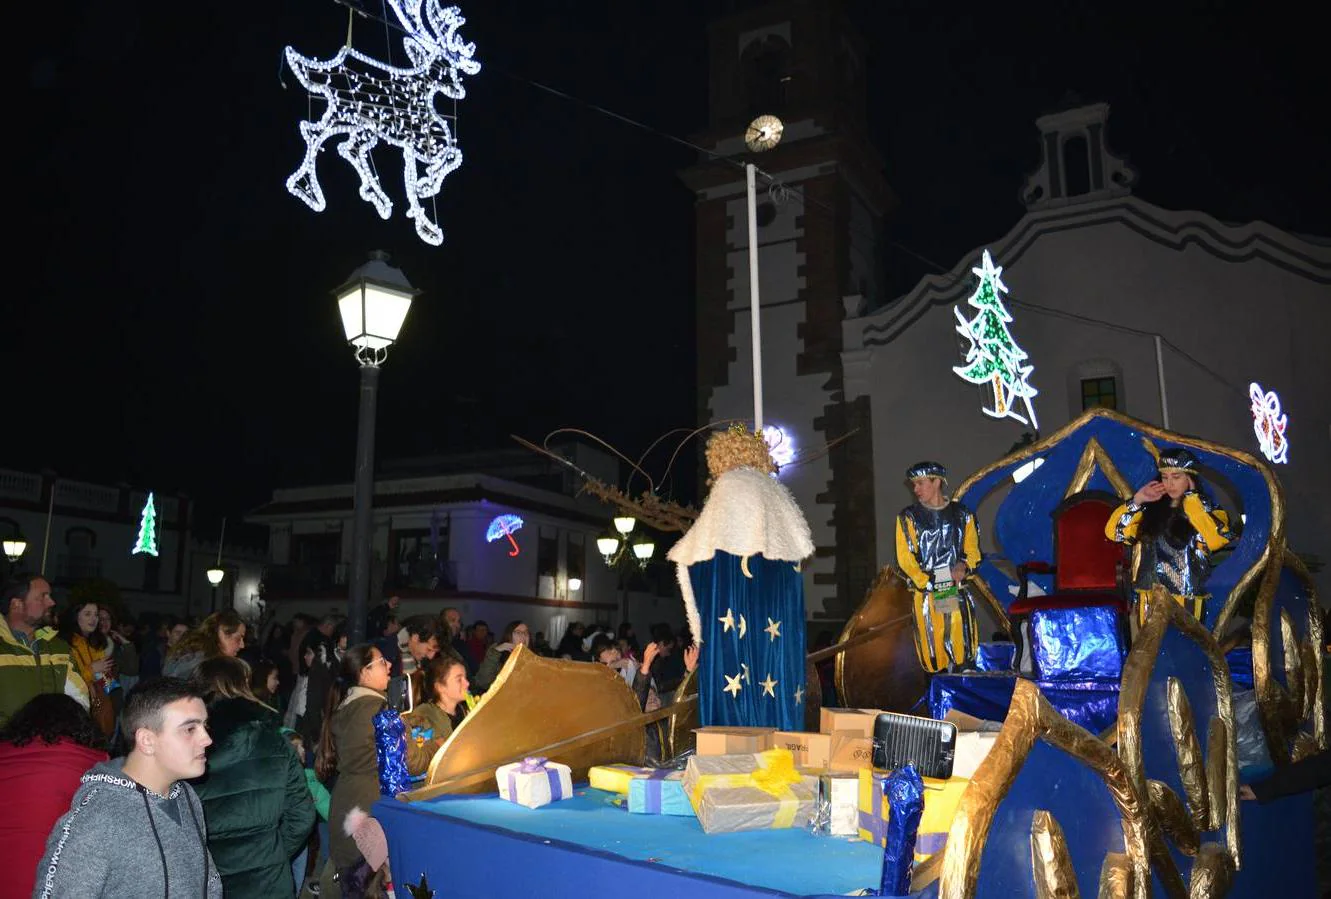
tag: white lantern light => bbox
[3,538,26,563]
[206,567,225,586]
[632,539,655,562]
[596,536,620,558]
[567,577,583,592]
[335,251,419,356]
[613,516,636,536]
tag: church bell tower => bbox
[680,0,895,622]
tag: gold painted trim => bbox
[1064,437,1133,500]
[1282,549,1326,751]
[951,407,1283,642]
[1118,588,1240,879]
[938,679,1152,899]
[1030,809,1079,899]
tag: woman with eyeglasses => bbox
[314,644,432,896]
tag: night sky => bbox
[15,1,1327,543]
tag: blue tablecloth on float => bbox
[928,672,1120,733]
[375,787,918,899]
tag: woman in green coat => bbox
[193,656,316,899]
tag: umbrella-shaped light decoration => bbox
[486,514,524,556]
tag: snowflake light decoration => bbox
[1248,381,1289,464]
[284,1,481,245]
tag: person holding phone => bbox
[1106,447,1233,625]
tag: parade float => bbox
[369,408,1322,898]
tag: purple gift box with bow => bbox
[496,756,574,809]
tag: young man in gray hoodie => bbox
[33,677,223,898]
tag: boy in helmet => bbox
[895,461,982,673]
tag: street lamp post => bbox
[207,517,226,612]
[596,516,656,628]
[335,251,419,644]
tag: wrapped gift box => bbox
[496,757,573,809]
[821,773,859,836]
[628,769,694,817]
[856,769,968,860]
[588,763,655,795]
[684,748,817,834]
[694,726,775,756]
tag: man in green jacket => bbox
[1,574,89,727]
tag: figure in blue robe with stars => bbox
[667,426,813,730]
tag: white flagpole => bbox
[746,163,764,433]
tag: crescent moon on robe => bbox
[740,555,753,578]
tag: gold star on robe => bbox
[723,672,743,698]
[760,674,778,697]
[764,618,781,641]
[719,608,736,632]
[793,685,804,705]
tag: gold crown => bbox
[705,425,777,481]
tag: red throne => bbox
[1010,491,1130,616]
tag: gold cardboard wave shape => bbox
[1250,547,1326,765]
[938,678,1153,899]
[405,645,646,797]
[1119,587,1239,895]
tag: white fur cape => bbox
[666,466,814,644]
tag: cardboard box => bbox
[819,707,882,737]
[770,730,832,769]
[694,726,775,756]
[828,731,875,772]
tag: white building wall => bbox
[846,200,1331,598]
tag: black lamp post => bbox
[334,251,418,644]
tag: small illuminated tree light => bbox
[132,493,159,557]
[953,250,1039,428]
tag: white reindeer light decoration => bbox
[284,1,480,246]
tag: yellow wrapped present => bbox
[682,748,818,834]
[856,768,968,861]
[588,763,655,795]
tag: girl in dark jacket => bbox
[193,656,316,899]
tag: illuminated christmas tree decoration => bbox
[486,514,524,556]
[1248,381,1289,464]
[133,493,159,557]
[284,1,481,246]
[953,250,1039,428]
[762,425,795,470]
